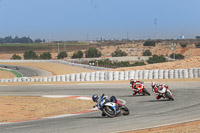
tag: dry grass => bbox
[0,96,94,123]
[0,70,16,79]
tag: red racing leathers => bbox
[130,81,144,95]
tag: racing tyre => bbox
[120,105,130,115]
[166,92,174,101]
[102,106,116,118]
[143,88,151,96]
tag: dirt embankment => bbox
[0,96,94,123]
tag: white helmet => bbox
[151,82,156,87]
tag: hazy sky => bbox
[0,0,200,40]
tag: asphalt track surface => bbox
[0,82,200,133]
[0,64,52,77]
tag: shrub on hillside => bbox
[147,55,166,64]
[11,54,21,60]
[180,43,187,48]
[143,40,156,46]
[57,51,68,59]
[85,47,101,58]
[170,53,184,60]
[111,49,127,57]
[143,50,152,56]
[24,50,38,60]
[72,51,83,58]
[195,43,200,48]
[40,52,52,59]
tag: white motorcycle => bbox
[157,86,174,101]
[96,94,130,118]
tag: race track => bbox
[0,82,200,133]
[0,64,52,77]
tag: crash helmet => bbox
[92,94,99,102]
[130,79,134,83]
[151,82,156,88]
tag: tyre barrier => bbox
[1,68,200,83]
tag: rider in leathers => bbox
[92,94,122,116]
[130,79,144,95]
[151,82,169,99]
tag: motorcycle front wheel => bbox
[166,92,174,101]
[103,106,116,118]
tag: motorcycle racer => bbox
[92,94,122,116]
[92,94,122,107]
[151,82,169,99]
[130,79,144,95]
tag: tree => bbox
[23,50,38,60]
[143,40,156,46]
[85,47,101,58]
[143,50,152,56]
[147,55,166,64]
[111,49,127,57]
[170,53,184,60]
[39,52,52,59]
[57,51,68,59]
[72,51,83,58]
[11,54,21,60]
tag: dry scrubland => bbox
[110,56,200,71]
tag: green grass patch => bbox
[0,69,22,77]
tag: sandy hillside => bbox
[109,56,200,71]
[0,62,96,75]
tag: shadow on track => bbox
[140,99,170,102]
[120,95,148,97]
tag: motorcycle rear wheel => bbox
[142,88,151,96]
[120,105,130,115]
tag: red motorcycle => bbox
[130,82,151,96]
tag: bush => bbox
[195,43,200,48]
[11,54,21,60]
[57,51,68,59]
[180,43,187,48]
[85,47,101,58]
[170,53,184,60]
[111,49,127,57]
[24,50,38,60]
[143,50,152,56]
[143,40,156,46]
[40,52,52,59]
[132,62,146,66]
[72,51,83,58]
[147,55,166,64]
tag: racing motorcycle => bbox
[131,82,151,96]
[157,86,174,101]
[95,94,129,118]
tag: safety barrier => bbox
[0,68,200,83]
